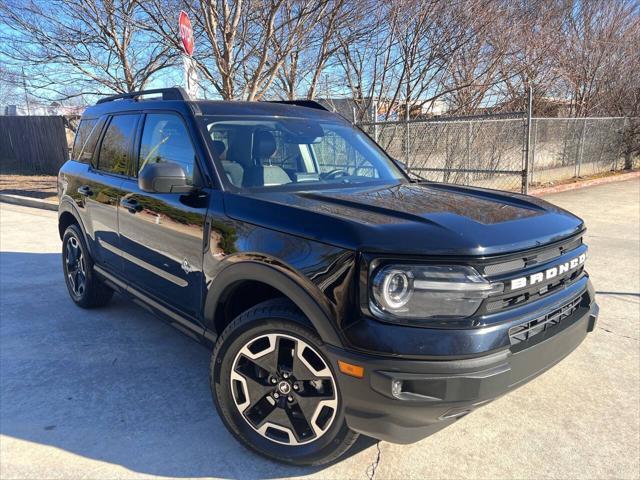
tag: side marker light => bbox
[338,360,365,379]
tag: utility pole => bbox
[523,85,533,194]
[373,98,379,143]
[21,67,31,116]
[466,121,471,186]
[576,118,587,178]
[405,100,410,175]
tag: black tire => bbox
[62,224,113,308]
[210,299,358,466]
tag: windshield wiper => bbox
[408,171,428,182]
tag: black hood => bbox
[224,182,584,256]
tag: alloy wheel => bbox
[65,236,86,297]
[230,333,338,446]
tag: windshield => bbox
[200,116,407,191]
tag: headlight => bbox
[370,265,503,319]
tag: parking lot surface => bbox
[1,178,639,479]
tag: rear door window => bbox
[96,115,138,175]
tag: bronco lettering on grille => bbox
[510,253,586,290]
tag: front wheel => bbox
[210,300,358,465]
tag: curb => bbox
[530,171,639,196]
[0,193,58,211]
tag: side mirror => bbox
[138,162,192,194]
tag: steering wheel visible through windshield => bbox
[200,116,406,191]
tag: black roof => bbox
[196,100,340,119]
[83,87,342,121]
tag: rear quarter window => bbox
[71,118,101,163]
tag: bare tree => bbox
[0,66,22,106]
[444,0,558,115]
[556,0,639,117]
[334,0,508,121]
[273,0,356,100]
[142,0,332,100]
[0,0,637,120]
[488,0,568,114]
[0,0,176,99]
[241,0,332,100]
[591,3,640,169]
[333,1,401,121]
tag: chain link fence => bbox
[529,117,635,186]
[358,115,638,192]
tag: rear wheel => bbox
[211,300,358,465]
[62,224,113,308]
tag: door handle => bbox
[120,198,142,214]
[77,185,93,196]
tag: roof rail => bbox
[265,99,330,112]
[96,87,189,105]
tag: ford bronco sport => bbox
[58,88,599,465]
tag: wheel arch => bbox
[203,260,342,347]
[58,200,94,258]
[58,210,79,239]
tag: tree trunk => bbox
[624,152,633,170]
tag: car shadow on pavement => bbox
[0,251,376,478]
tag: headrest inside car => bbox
[252,130,277,159]
[211,140,226,157]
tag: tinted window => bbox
[80,119,104,164]
[97,115,137,175]
[71,119,98,163]
[139,114,196,184]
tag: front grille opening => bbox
[508,295,583,345]
[484,258,525,276]
[486,266,584,313]
[482,235,583,276]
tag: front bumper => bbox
[326,299,599,444]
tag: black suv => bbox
[58,88,599,466]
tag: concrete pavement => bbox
[1,178,638,479]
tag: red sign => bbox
[178,11,194,56]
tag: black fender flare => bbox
[58,198,95,257]
[203,258,343,347]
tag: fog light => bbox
[391,379,403,397]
